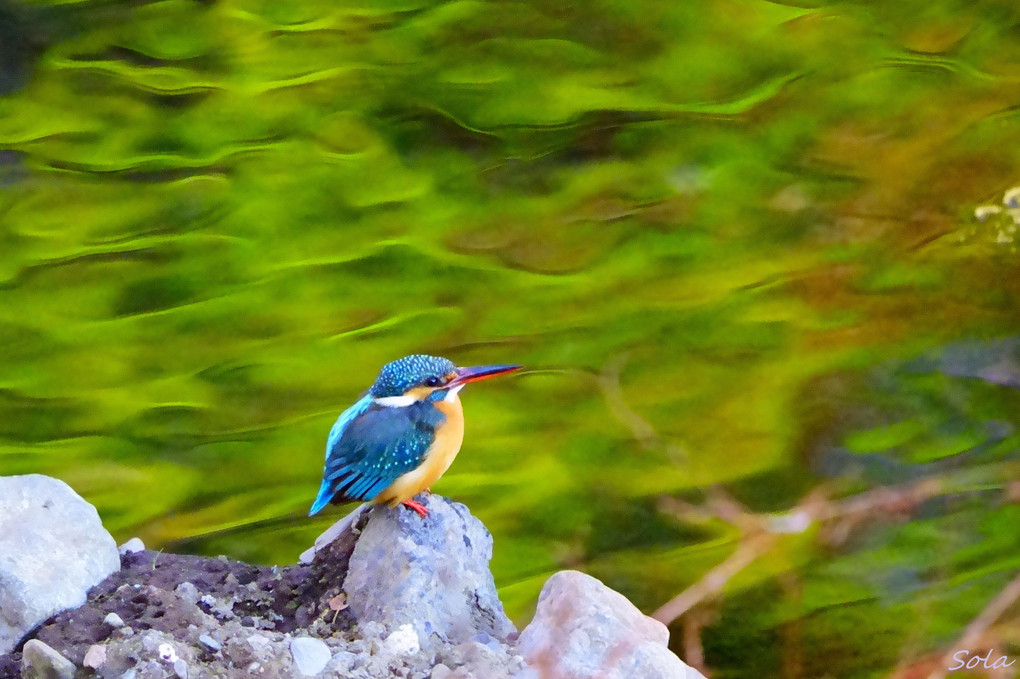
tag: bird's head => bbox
[370,354,520,406]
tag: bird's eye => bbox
[425,376,442,387]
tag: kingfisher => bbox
[309,354,520,518]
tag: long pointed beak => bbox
[448,364,521,387]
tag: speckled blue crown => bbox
[370,354,456,397]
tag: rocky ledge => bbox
[0,475,700,679]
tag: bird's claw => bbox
[401,498,428,518]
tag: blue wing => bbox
[308,400,445,516]
[324,394,372,461]
[310,395,372,516]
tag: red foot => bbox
[401,499,428,518]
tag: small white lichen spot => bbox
[383,624,421,655]
[158,643,178,663]
[1003,186,1020,208]
[975,205,1002,222]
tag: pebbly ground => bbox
[1,485,695,679]
[0,500,523,679]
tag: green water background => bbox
[2,0,1020,676]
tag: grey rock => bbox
[449,639,524,679]
[129,660,171,679]
[91,630,205,679]
[469,632,501,651]
[20,639,76,679]
[198,634,221,651]
[289,636,331,676]
[513,669,540,679]
[516,570,704,679]
[300,503,369,563]
[343,494,515,652]
[244,634,272,662]
[0,475,120,654]
[174,582,199,605]
[325,649,359,675]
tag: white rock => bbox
[83,643,107,669]
[118,537,146,555]
[516,571,705,679]
[174,581,200,604]
[158,642,178,663]
[0,475,120,654]
[103,612,125,628]
[21,639,76,679]
[431,663,455,679]
[290,636,331,676]
[381,624,421,656]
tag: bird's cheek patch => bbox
[405,386,434,402]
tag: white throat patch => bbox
[375,385,463,408]
[374,394,417,408]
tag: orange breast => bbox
[375,395,465,506]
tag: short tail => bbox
[308,478,334,516]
